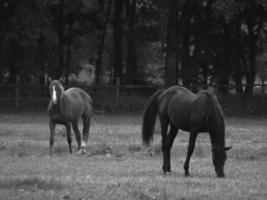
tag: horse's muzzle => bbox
[217,173,225,178]
[215,169,225,178]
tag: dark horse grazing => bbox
[48,80,93,155]
[142,86,231,177]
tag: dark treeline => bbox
[0,0,266,94]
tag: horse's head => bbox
[49,80,64,105]
[212,146,231,177]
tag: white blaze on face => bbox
[52,85,57,103]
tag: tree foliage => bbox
[0,0,266,94]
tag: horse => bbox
[47,80,93,155]
[142,86,231,177]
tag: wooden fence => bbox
[1,83,267,115]
[0,83,157,112]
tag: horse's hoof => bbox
[77,149,86,155]
[81,149,86,155]
[163,171,172,176]
[185,172,190,177]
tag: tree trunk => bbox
[113,0,124,84]
[164,0,194,87]
[125,0,138,84]
[37,36,46,85]
[8,39,20,84]
[243,2,263,95]
[95,0,112,84]
[57,0,65,79]
[164,0,178,87]
[66,23,73,85]
[232,17,243,94]
[217,19,230,94]
[181,16,191,88]
[244,27,257,95]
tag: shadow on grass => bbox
[0,177,64,191]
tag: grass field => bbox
[0,113,266,200]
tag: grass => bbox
[0,113,266,199]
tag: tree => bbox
[164,0,178,87]
[113,0,124,84]
[164,0,194,87]
[214,0,267,94]
[243,1,265,94]
[125,0,138,84]
[95,0,112,84]
[2,0,56,83]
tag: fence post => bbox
[15,75,20,108]
[116,77,120,100]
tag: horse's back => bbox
[61,87,93,120]
[159,86,219,132]
[160,86,196,131]
[65,87,92,104]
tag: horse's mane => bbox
[198,90,223,115]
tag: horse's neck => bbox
[210,133,225,151]
[209,115,225,150]
[205,95,225,150]
[59,92,70,116]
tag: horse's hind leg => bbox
[164,124,178,173]
[72,121,81,152]
[184,130,198,176]
[81,115,91,154]
[49,120,56,156]
[160,117,170,173]
[65,122,72,153]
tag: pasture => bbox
[0,113,266,200]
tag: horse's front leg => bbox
[65,122,72,153]
[184,130,198,176]
[72,121,81,152]
[49,120,56,156]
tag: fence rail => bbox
[1,83,267,115]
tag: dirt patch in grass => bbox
[146,143,162,156]
[87,143,113,157]
[128,144,141,153]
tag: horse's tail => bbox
[142,89,164,145]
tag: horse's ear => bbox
[59,76,65,84]
[224,146,232,151]
[47,77,52,85]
